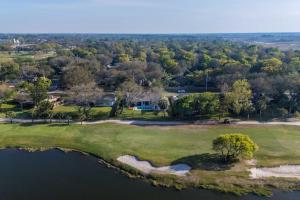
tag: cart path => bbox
[1,118,300,127]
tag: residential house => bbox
[94,93,116,107]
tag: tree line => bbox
[1,36,300,119]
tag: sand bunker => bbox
[117,155,191,176]
[250,165,300,179]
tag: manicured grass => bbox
[0,104,169,121]
[117,108,170,120]
[0,103,32,118]
[52,105,168,120]
[53,105,111,120]
[0,104,112,120]
[1,122,300,167]
[0,123,300,195]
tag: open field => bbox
[0,51,56,63]
[0,123,300,195]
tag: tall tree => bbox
[33,100,54,122]
[68,82,103,121]
[25,77,52,106]
[63,66,94,88]
[225,80,253,116]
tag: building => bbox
[132,100,160,111]
[95,94,116,107]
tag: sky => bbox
[0,0,300,33]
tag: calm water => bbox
[0,149,299,200]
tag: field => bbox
[0,51,56,64]
[0,123,300,195]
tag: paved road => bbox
[0,118,188,126]
[77,119,188,126]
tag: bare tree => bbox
[116,81,144,106]
[68,82,103,122]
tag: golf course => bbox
[1,122,300,196]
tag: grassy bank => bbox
[0,123,300,195]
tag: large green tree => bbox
[24,77,52,106]
[212,133,258,162]
[33,100,54,121]
[225,79,253,116]
[194,92,220,115]
[260,58,283,74]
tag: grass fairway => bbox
[0,51,56,63]
[0,123,300,195]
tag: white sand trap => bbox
[250,165,300,179]
[117,155,191,176]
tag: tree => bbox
[158,98,169,117]
[33,100,54,122]
[284,75,300,116]
[116,81,143,106]
[170,93,220,119]
[69,82,103,107]
[194,92,220,116]
[199,53,212,69]
[260,58,283,74]
[6,111,16,124]
[68,82,103,122]
[171,96,191,118]
[25,77,52,106]
[63,66,94,88]
[225,80,253,116]
[159,48,179,74]
[72,48,92,58]
[178,49,196,67]
[256,95,268,119]
[218,93,229,119]
[212,134,258,162]
[115,53,130,63]
[0,61,20,81]
[77,106,92,125]
[109,98,122,118]
[0,85,16,111]
[48,56,72,74]
[66,115,72,125]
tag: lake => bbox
[0,149,299,200]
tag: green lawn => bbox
[0,123,300,195]
[116,108,170,120]
[53,105,111,120]
[0,51,56,63]
[0,104,170,121]
[0,103,32,118]
[0,52,14,63]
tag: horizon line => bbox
[1,32,300,35]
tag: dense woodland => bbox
[1,34,300,120]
